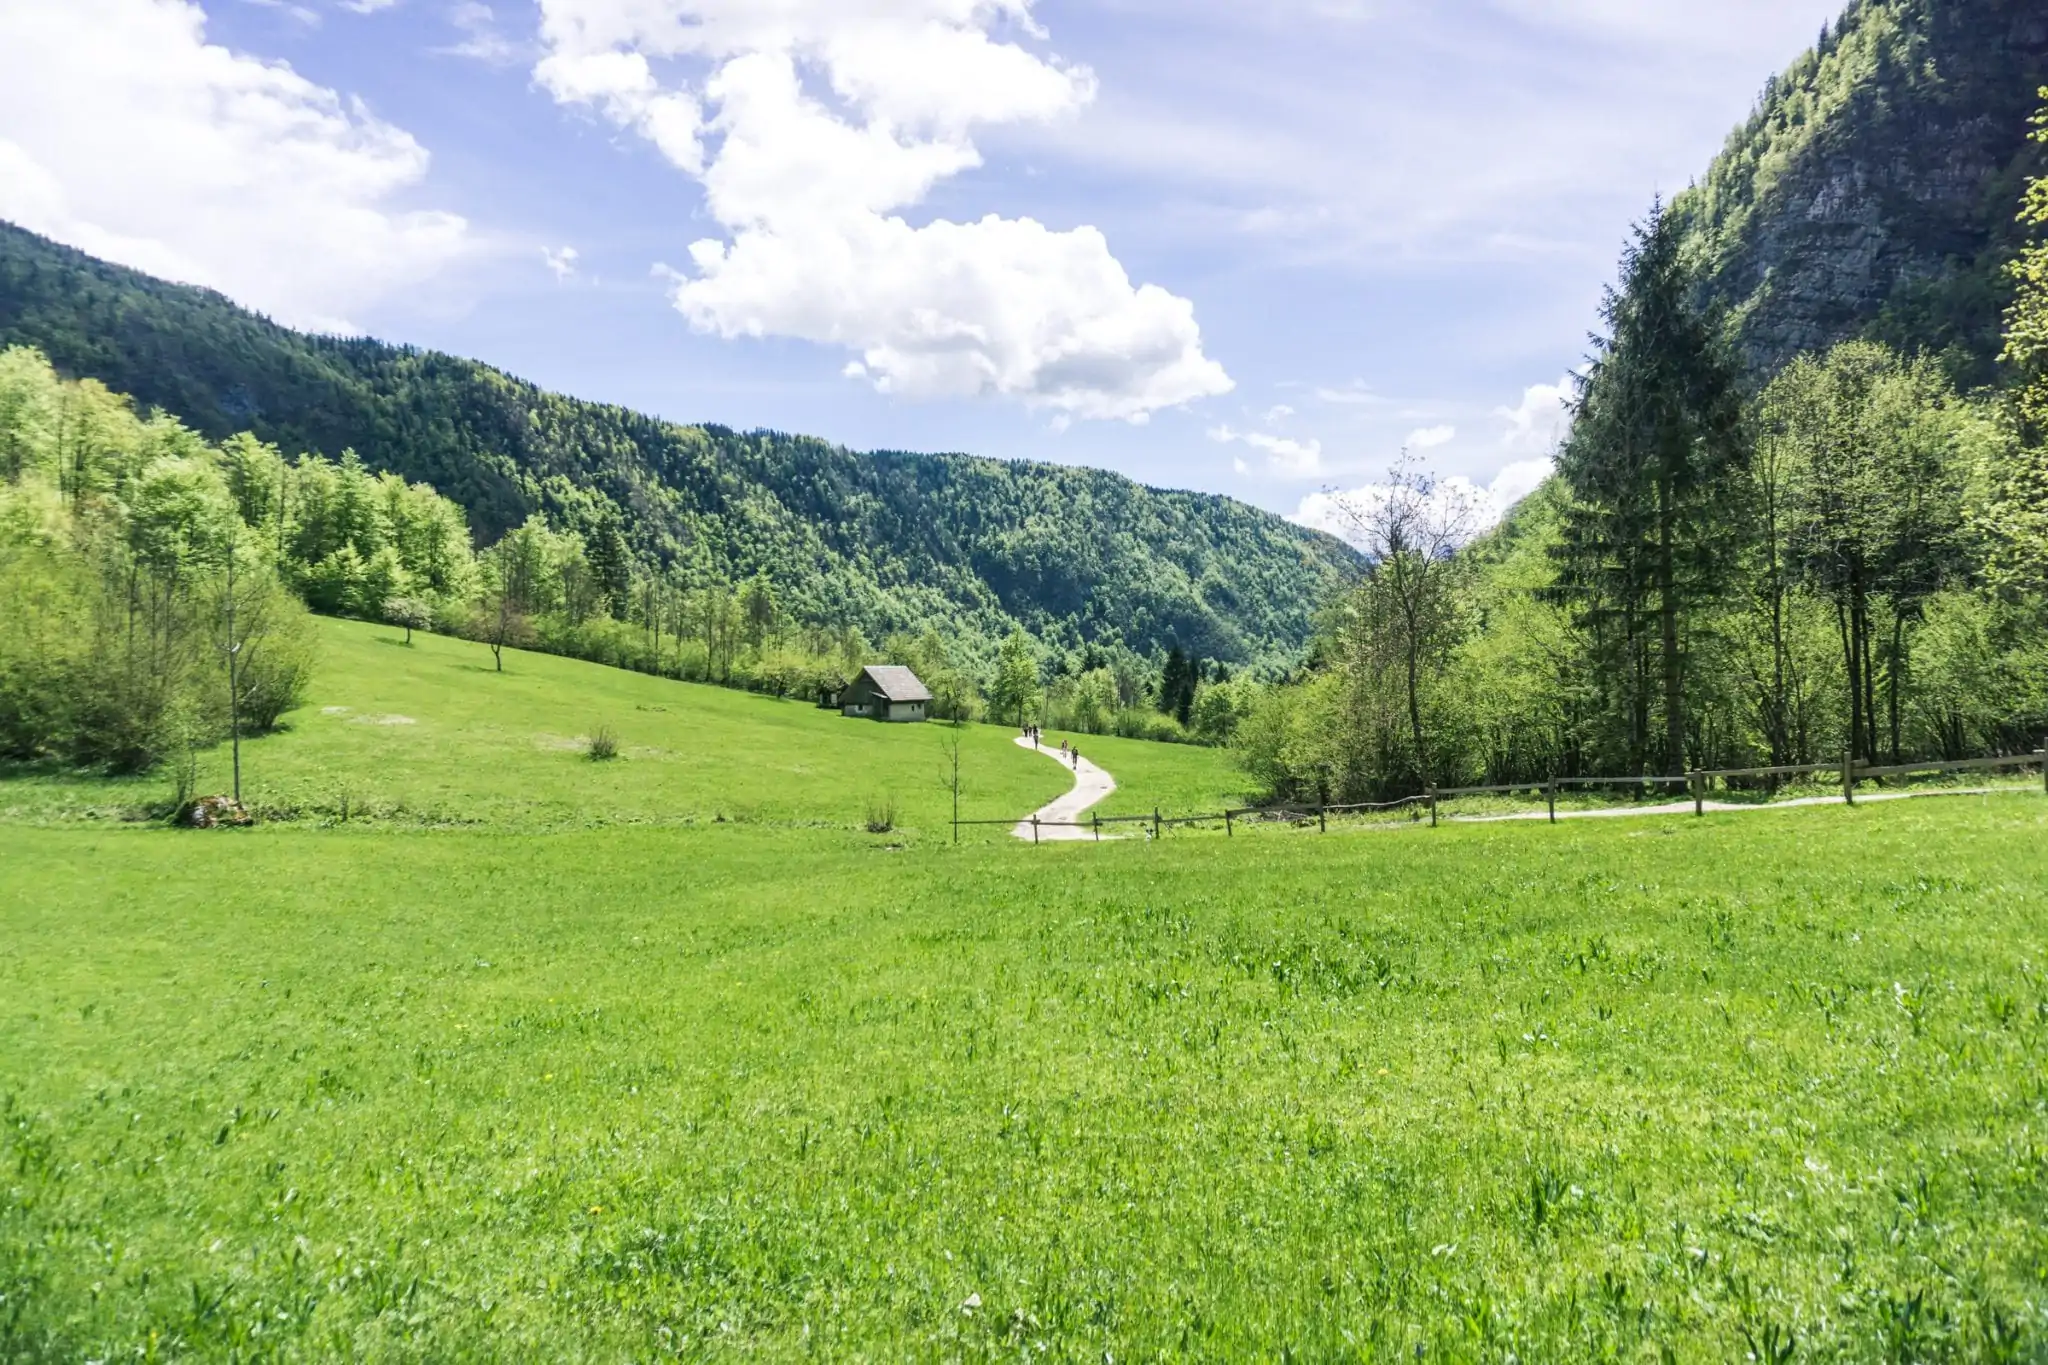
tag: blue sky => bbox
[0,0,1844,535]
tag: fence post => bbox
[1153,808,1161,841]
[1547,780,1557,824]
[1691,770,1704,817]
[1094,813,1101,842]
[1319,805,1327,835]
[1842,751,1856,807]
[2041,741,2047,795]
[1032,815,1040,845]
[1225,809,1234,838]
[1428,787,1438,827]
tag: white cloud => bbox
[1292,455,1553,548]
[1209,422,1322,476]
[543,245,580,279]
[534,0,1231,422]
[443,2,524,64]
[1406,423,1455,450]
[1313,381,1389,407]
[1487,455,1554,511]
[1497,374,1574,453]
[1264,403,1295,424]
[247,0,323,23]
[0,0,469,332]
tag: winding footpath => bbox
[1012,736,1118,841]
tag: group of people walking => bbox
[1021,724,1081,770]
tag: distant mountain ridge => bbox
[0,220,1356,669]
[1674,0,2048,385]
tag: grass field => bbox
[4,796,2047,1360]
[5,625,2048,1360]
[0,619,1245,836]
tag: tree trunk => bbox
[1887,611,1906,764]
[1837,598,1862,772]
[1405,641,1429,792]
[1858,597,1878,766]
[1657,474,1686,775]
[1767,538,1789,767]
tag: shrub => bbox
[1112,707,1186,744]
[230,578,320,732]
[864,797,897,834]
[586,726,620,761]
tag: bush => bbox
[586,726,620,761]
[864,797,897,834]
[230,577,319,732]
[1112,707,1187,744]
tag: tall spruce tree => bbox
[1554,202,1746,774]
[1158,645,1197,726]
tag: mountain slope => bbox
[0,221,1355,668]
[1674,0,2048,384]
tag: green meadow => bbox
[0,619,1247,836]
[5,625,2048,1360]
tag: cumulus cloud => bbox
[1210,423,1322,476]
[0,0,469,332]
[533,0,1231,421]
[1291,382,1564,549]
[1497,374,1575,454]
[1487,455,1555,512]
[543,245,580,279]
[1292,458,1546,549]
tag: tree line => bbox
[0,350,317,786]
[1240,97,2048,805]
[0,346,1259,777]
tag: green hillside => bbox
[1674,0,2048,384]
[0,222,1356,670]
[0,614,1249,833]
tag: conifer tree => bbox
[1555,202,1747,774]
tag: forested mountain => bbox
[0,221,1354,670]
[1674,0,2048,385]
[1242,18,2048,804]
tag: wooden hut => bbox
[840,666,932,723]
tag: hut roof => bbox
[858,665,933,703]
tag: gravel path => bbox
[1013,736,1118,841]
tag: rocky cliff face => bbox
[1674,0,2048,385]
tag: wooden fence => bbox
[954,747,2048,843]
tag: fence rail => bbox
[955,745,2047,844]
[1852,753,2043,780]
